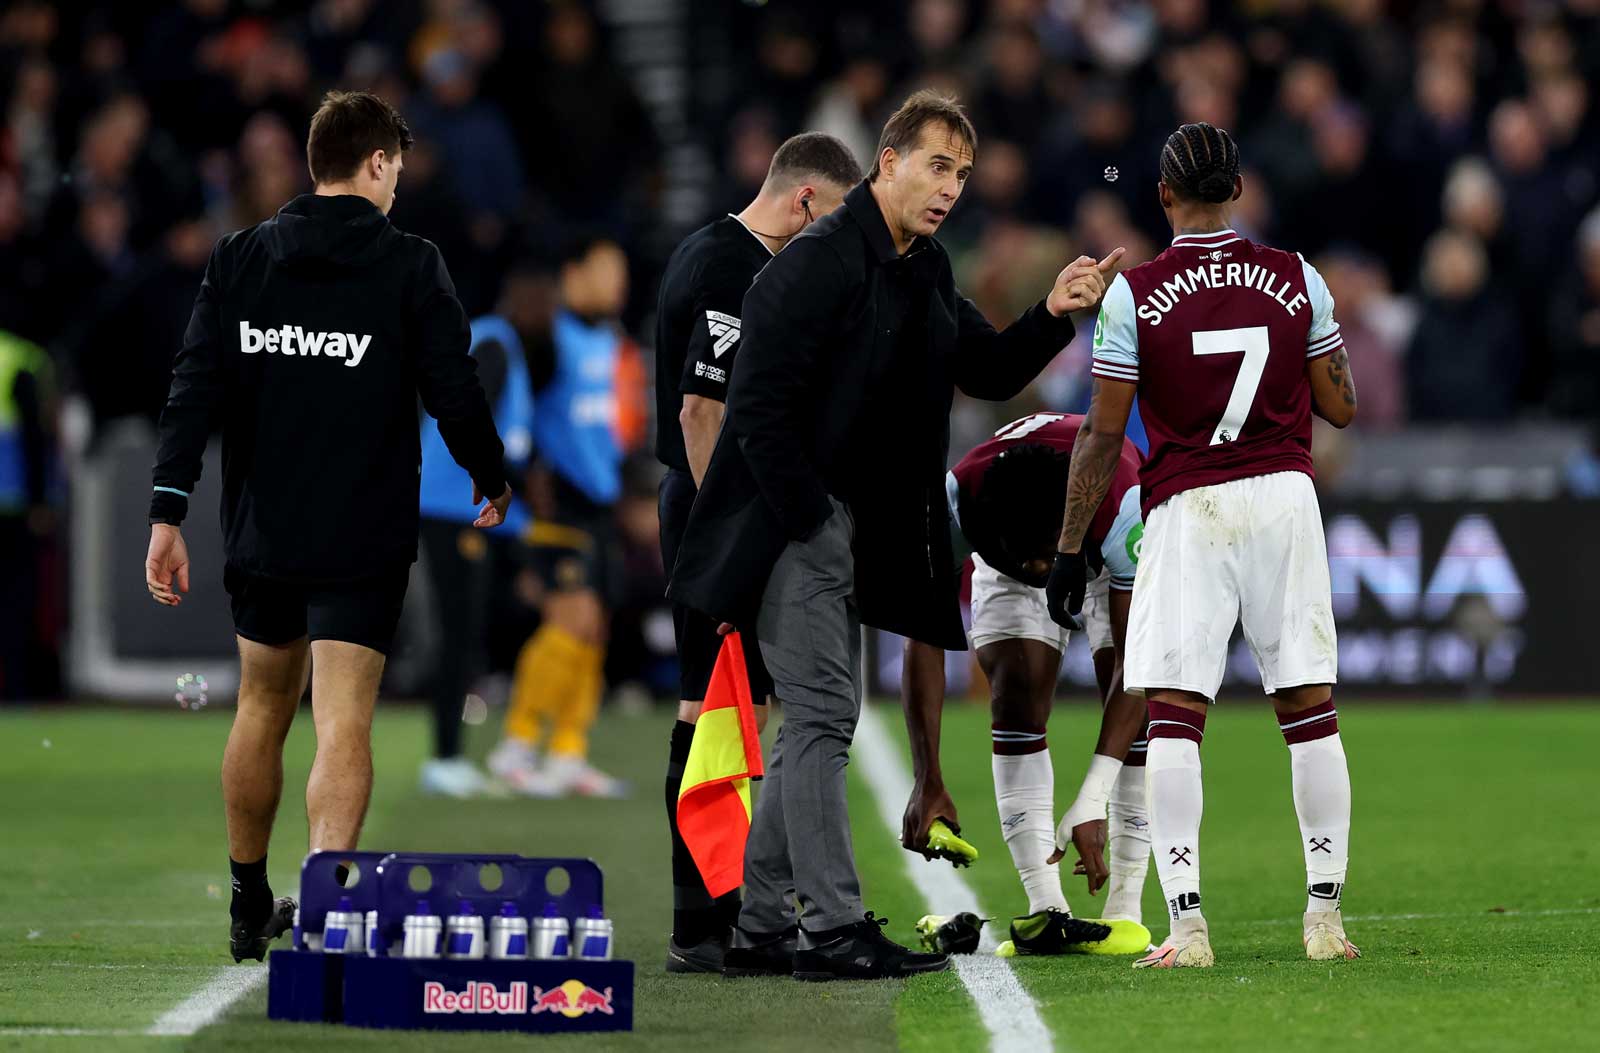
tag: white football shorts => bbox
[1125,470,1337,700]
[969,554,1113,655]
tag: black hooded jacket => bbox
[667,181,1075,649]
[150,193,505,582]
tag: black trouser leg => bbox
[419,519,490,760]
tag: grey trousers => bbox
[738,497,864,934]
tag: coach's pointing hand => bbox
[1047,247,1127,316]
[472,483,513,529]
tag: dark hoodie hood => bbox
[259,194,393,268]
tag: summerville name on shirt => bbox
[238,321,372,368]
[1136,260,1309,327]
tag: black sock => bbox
[715,889,742,935]
[667,719,720,945]
[229,856,271,923]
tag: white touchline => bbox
[0,1028,140,1037]
[59,919,217,927]
[47,961,218,971]
[854,704,1056,1053]
[146,963,268,1036]
[1236,906,1600,927]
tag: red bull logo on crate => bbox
[531,980,616,1018]
[421,979,614,1019]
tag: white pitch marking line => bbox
[854,704,1056,1053]
[145,963,268,1036]
[1235,906,1600,927]
[47,919,217,927]
[47,961,218,971]
[1345,907,1600,921]
[0,1028,141,1037]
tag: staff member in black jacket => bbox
[671,90,1123,980]
[144,91,511,963]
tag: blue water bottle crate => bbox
[269,850,632,1033]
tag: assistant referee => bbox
[144,91,511,963]
[654,132,861,973]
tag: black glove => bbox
[1044,551,1088,630]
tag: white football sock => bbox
[993,747,1069,915]
[1290,733,1351,912]
[1104,760,1151,923]
[1147,737,1204,925]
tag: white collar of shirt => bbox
[1170,228,1242,248]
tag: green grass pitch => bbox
[2,701,1597,1050]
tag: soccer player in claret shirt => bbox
[1045,122,1361,968]
[901,412,1153,955]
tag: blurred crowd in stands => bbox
[3,0,1598,699]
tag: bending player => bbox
[1046,122,1360,969]
[901,412,1152,954]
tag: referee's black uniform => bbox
[654,213,776,956]
[654,215,774,700]
[150,193,505,654]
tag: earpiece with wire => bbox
[746,194,817,242]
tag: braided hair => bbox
[1160,122,1240,204]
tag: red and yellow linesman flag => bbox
[676,632,765,899]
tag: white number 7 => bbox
[1192,326,1270,445]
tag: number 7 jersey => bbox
[1090,229,1343,519]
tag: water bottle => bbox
[322,896,364,955]
[365,910,381,956]
[488,901,529,960]
[530,901,570,960]
[444,900,486,959]
[572,904,613,960]
[296,905,323,951]
[402,899,443,959]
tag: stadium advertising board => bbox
[870,500,1600,698]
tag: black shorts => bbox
[659,468,773,702]
[224,564,411,656]
[524,475,618,603]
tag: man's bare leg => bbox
[305,640,386,852]
[224,635,309,960]
[224,636,309,862]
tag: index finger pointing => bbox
[1059,256,1093,279]
[1097,246,1127,272]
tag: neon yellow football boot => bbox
[1073,918,1153,955]
[925,819,978,868]
[1008,910,1113,955]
